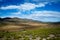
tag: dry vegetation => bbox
[0,18,60,40]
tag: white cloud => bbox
[0,3,48,10]
[19,3,36,10]
[0,5,20,10]
[24,11,60,19]
[20,10,60,22]
[9,10,60,20]
[28,0,60,2]
[2,10,60,19]
[36,2,47,7]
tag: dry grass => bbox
[0,22,60,31]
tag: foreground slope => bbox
[0,17,60,40]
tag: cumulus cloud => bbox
[0,3,48,10]
[20,3,36,10]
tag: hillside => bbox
[0,17,60,40]
[0,17,60,31]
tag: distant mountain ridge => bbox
[0,17,60,31]
[0,17,60,27]
[0,17,60,23]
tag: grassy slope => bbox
[0,27,60,40]
[0,18,60,40]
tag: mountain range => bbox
[0,17,60,31]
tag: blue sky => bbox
[0,0,60,22]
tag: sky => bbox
[0,0,60,22]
